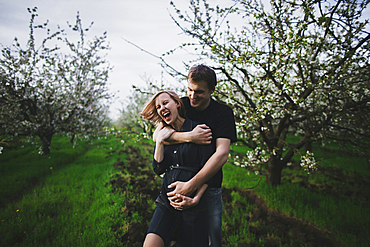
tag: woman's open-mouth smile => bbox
[163,111,171,122]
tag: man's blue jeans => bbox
[206,188,222,247]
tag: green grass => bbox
[222,190,259,246]
[0,133,145,246]
[0,135,89,209]
[223,139,370,247]
[1,133,369,246]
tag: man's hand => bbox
[167,181,195,199]
[190,124,212,145]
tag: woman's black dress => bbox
[147,117,214,247]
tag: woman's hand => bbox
[169,194,199,211]
[154,126,175,163]
[156,126,175,144]
[169,184,208,211]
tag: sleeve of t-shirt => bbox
[215,106,237,143]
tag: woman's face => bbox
[155,93,180,126]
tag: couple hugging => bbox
[141,64,237,247]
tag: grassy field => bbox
[0,132,148,246]
[224,140,370,247]
[0,132,369,246]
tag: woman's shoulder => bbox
[181,116,202,132]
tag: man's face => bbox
[187,79,214,111]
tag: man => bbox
[154,64,237,247]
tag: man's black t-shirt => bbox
[181,97,237,188]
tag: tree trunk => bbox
[265,158,284,186]
[303,140,312,153]
[70,134,75,144]
[39,131,53,155]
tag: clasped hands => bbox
[167,181,199,211]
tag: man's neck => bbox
[195,97,211,111]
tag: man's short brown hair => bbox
[187,64,217,91]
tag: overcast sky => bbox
[1,1,369,120]
[0,0,195,120]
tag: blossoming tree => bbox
[166,0,370,185]
[0,7,112,154]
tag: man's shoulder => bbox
[210,98,233,114]
[181,96,188,101]
[182,96,233,117]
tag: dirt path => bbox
[107,144,342,247]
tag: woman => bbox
[141,90,213,247]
